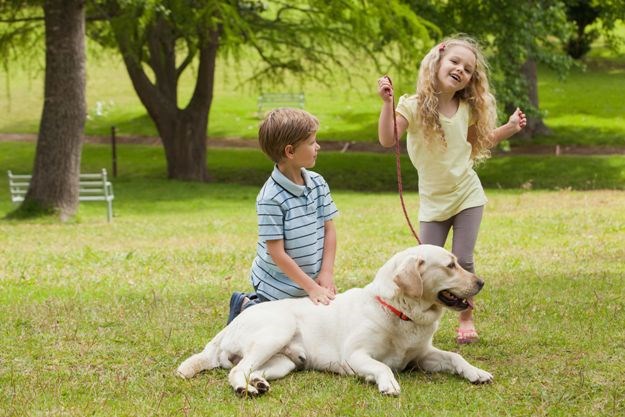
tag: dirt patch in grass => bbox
[2,133,624,155]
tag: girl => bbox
[377,35,526,344]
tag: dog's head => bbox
[378,244,484,311]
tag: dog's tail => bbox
[176,328,225,379]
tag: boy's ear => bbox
[284,144,295,159]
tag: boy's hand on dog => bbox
[308,284,335,305]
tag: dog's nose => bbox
[476,278,484,290]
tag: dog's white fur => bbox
[177,244,493,396]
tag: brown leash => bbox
[386,76,421,245]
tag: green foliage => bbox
[406,0,576,118]
[564,0,601,59]
[0,2,44,59]
[561,0,625,60]
[0,1,45,102]
[90,0,437,91]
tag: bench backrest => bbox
[257,92,305,116]
[7,172,30,203]
[7,169,114,221]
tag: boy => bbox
[227,108,339,324]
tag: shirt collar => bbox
[271,165,312,196]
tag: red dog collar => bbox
[375,296,412,321]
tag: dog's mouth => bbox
[437,290,473,311]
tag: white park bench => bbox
[7,169,114,222]
[257,92,306,117]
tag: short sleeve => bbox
[396,94,418,131]
[468,103,475,126]
[321,180,338,221]
[257,199,284,242]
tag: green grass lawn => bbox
[1,142,625,415]
[1,177,624,416]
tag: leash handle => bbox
[385,75,421,245]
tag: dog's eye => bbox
[447,262,456,269]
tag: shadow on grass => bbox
[110,152,625,207]
[477,155,625,190]
[530,125,625,147]
[209,149,625,193]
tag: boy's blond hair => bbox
[415,35,497,162]
[259,108,319,163]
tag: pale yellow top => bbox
[396,94,487,222]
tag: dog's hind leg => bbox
[253,353,298,380]
[228,324,296,397]
[238,353,298,396]
[177,330,225,379]
[281,334,307,368]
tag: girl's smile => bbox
[437,45,476,94]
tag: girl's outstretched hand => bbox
[377,76,394,102]
[509,107,527,132]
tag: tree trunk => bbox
[22,0,86,220]
[113,17,219,182]
[509,59,551,140]
[159,107,210,181]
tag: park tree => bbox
[564,0,625,60]
[1,0,87,220]
[89,0,438,181]
[565,0,601,59]
[407,0,575,139]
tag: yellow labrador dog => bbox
[177,244,492,396]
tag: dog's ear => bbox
[393,256,423,298]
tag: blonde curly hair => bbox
[415,35,497,162]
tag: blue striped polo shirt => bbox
[250,166,339,300]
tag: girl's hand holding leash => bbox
[508,107,527,132]
[377,76,394,102]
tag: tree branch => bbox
[0,16,44,23]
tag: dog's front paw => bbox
[251,376,270,394]
[466,367,493,384]
[235,384,259,398]
[234,377,271,398]
[377,376,401,396]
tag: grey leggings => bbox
[419,206,484,273]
